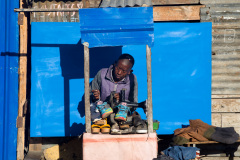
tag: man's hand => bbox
[114,93,120,102]
[92,90,100,100]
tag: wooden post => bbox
[17,0,28,159]
[146,45,153,133]
[84,45,91,133]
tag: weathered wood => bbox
[153,5,204,21]
[152,0,199,5]
[212,99,240,112]
[222,113,240,127]
[15,8,80,12]
[212,95,240,99]
[212,113,221,127]
[43,138,82,160]
[29,138,42,151]
[84,45,91,133]
[146,45,153,133]
[83,0,90,8]
[186,138,240,145]
[17,120,25,160]
[89,0,101,8]
[17,0,28,159]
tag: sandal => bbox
[100,124,111,134]
[94,119,107,126]
[91,124,100,134]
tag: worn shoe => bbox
[90,103,101,122]
[135,120,148,134]
[119,121,130,129]
[100,124,111,134]
[115,102,129,121]
[94,119,107,126]
[91,124,101,134]
[96,101,113,119]
[132,111,142,127]
[111,123,121,135]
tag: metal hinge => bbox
[18,14,24,25]
[17,117,24,128]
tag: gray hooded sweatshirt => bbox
[90,65,138,103]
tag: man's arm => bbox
[90,70,102,102]
[129,74,138,103]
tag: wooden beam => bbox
[152,0,199,5]
[186,138,240,145]
[146,45,153,133]
[83,0,90,8]
[212,99,240,113]
[17,0,28,159]
[84,45,91,133]
[29,138,42,151]
[153,5,204,21]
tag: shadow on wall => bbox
[32,40,122,136]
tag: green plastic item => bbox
[153,120,160,130]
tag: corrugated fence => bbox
[0,0,19,160]
[201,0,240,95]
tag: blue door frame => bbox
[0,0,19,159]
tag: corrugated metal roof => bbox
[200,0,240,94]
[100,0,152,8]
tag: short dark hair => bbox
[118,54,135,67]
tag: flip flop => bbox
[91,124,100,134]
[100,124,111,134]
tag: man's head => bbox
[112,54,135,82]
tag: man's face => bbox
[113,59,132,82]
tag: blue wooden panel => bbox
[0,0,19,159]
[124,22,212,134]
[31,22,122,137]
[31,22,212,136]
[79,7,154,48]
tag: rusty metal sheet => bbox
[100,0,152,7]
[152,0,199,5]
[31,0,85,22]
[200,0,240,94]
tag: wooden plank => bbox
[152,0,199,5]
[153,5,204,21]
[212,94,240,99]
[83,0,91,134]
[222,113,240,127]
[83,0,90,8]
[186,138,240,145]
[84,45,91,133]
[212,99,240,112]
[29,138,42,151]
[17,0,28,159]
[146,45,153,133]
[212,113,222,127]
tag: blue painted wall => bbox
[0,0,19,159]
[124,22,212,134]
[31,23,122,137]
[31,22,211,136]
